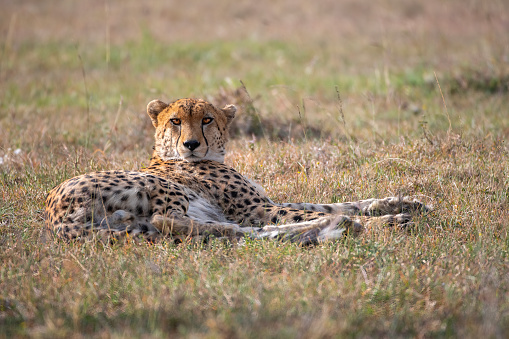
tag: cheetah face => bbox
[147,98,236,162]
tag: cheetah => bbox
[45,98,428,244]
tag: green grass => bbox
[1,0,509,337]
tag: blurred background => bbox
[1,0,508,156]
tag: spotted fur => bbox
[45,98,429,244]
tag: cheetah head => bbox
[147,98,236,163]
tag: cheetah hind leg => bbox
[150,215,358,246]
[151,214,249,240]
[150,214,353,245]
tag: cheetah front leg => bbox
[278,196,429,216]
[255,212,413,245]
[256,215,361,244]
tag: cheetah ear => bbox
[147,100,169,127]
[221,104,236,124]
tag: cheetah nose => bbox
[183,139,200,151]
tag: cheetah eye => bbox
[202,117,213,125]
[170,118,181,126]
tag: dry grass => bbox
[1,0,509,337]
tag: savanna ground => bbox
[1,0,509,337]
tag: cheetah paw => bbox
[363,197,430,216]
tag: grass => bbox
[1,0,509,337]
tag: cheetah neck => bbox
[148,152,184,166]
